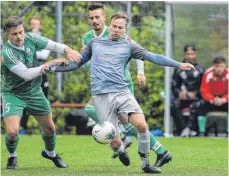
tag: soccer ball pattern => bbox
[92,121,116,144]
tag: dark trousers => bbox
[197,100,228,116]
[171,99,198,135]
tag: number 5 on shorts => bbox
[5,103,11,113]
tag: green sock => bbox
[41,132,56,151]
[5,133,19,154]
[85,102,99,122]
[149,133,165,154]
[123,123,138,138]
[123,123,165,154]
[198,116,206,133]
[120,131,126,140]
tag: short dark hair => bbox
[4,16,23,32]
[111,11,129,27]
[184,44,196,52]
[213,56,226,64]
[88,3,104,11]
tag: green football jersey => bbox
[82,26,109,46]
[1,32,49,96]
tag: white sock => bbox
[110,144,124,154]
[117,145,124,154]
[45,149,56,157]
[9,152,17,158]
[141,157,149,168]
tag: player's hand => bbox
[137,74,146,88]
[81,45,86,52]
[179,63,195,71]
[65,48,82,63]
[213,97,222,106]
[42,58,68,73]
[179,91,187,99]
[187,91,196,99]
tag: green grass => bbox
[1,135,228,176]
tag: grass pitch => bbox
[1,135,228,176]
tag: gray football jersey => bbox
[84,37,147,95]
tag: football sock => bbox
[85,102,99,122]
[124,123,165,154]
[41,132,56,153]
[9,152,17,158]
[5,133,19,155]
[45,149,56,157]
[137,132,150,167]
[150,136,165,155]
[110,144,124,154]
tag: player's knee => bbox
[7,129,19,139]
[135,122,148,133]
[119,116,128,125]
[43,124,56,134]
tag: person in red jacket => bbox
[198,56,228,135]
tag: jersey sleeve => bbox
[83,39,93,61]
[129,39,148,60]
[2,48,20,70]
[82,35,86,46]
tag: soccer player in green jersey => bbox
[1,16,79,169]
[82,4,172,165]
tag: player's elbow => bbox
[20,74,33,81]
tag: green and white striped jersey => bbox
[1,32,49,95]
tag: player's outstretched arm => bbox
[31,33,81,63]
[10,58,66,81]
[48,51,90,72]
[143,52,195,70]
[130,39,194,71]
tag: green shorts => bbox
[2,91,51,118]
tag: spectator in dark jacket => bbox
[171,44,205,136]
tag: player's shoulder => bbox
[25,32,45,41]
[24,32,38,43]
[2,44,18,63]
[123,35,135,45]
[25,32,34,39]
[2,43,15,56]
[82,30,94,40]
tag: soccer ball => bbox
[92,121,116,144]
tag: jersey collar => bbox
[93,26,107,38]
[8,40,25,51]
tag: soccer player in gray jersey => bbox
[82,3,146,155]
[49,12,195,173]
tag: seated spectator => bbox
[197,56,228,136]
[171,44,205,136]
